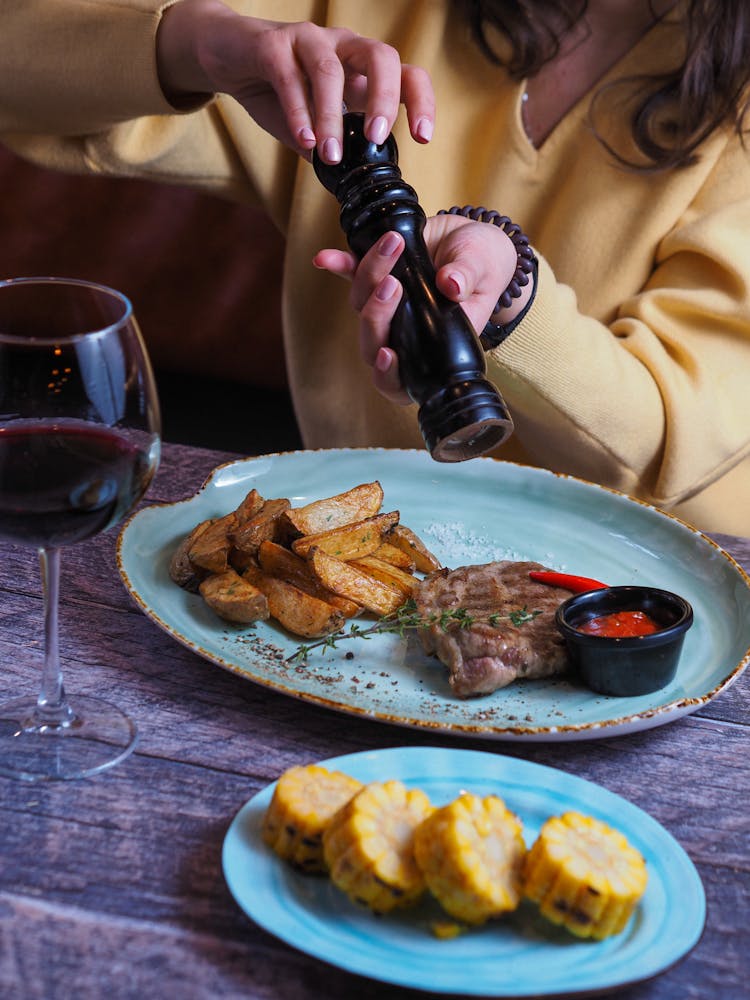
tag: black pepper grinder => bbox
[313,112,513,462]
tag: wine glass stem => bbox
[36,547,75,727]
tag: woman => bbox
[2,0,749,532]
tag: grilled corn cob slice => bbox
[262,765,362,873]
[414,792,526,925]
[522,811,648,939]
[323,780,434,914]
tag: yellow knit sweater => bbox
[2,0,749,533]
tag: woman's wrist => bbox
[483,256,538,347]
[156,0,234,104]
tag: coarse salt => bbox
[422,520,524,564]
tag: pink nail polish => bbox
[379,232,401,256]
[298,126,316,145]
[446,272,463,298]
[322,137,342,163]
[375,349,392,372]
[375,275,399,301]
[369,115,388,145]
[415,117,433,143]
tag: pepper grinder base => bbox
[418,379,514,462]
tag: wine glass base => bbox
[0,694,138,782]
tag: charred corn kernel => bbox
[262,765,362,874]
[523,811,648,939]
[414,793,526,925]
[323,780,433,914]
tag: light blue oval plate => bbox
[222,745,705,996]
[117,449,750,741]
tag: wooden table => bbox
[1,443,748,1000]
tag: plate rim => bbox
[118,448,750,742]
[221,744,707,997]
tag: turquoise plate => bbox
[222,745,705,996]
[117,449,750,741]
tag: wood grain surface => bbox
[1,444,747,1000]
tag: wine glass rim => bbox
[0,276,133,343]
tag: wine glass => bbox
[0,277,161,781]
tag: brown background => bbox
[0,143,301,454]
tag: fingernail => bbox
[379,232,401,256]
[322,137,342,163]
[369,115,388,145]
[376,275,399,301]
[375,348,392,372]
[415,116,433,142]
[298,126,315,145]
[446,271,463,298]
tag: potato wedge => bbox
[309,547,404,616]
[228,546,258,573]
[172,480,440,638]
[231,498,291,557]
[258,541,361,618]
[234,488,265,523]
[390,524,442,573]
[349,556,420,600]
[282,481,384,537]
[291,511,399,561]
[169,518,215,590]
[199,568,270,624]
[371,540,416,572]
[243,565,345,638]
[188,512,239,574]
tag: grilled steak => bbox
[414,561,573,698]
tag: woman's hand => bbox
[156,0,435,162]
[313,215,525,404]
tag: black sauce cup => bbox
[555,586,694,697]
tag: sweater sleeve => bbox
[0,1,277,205]
[0,1,180,134]
[0,1,315,211]
[488,130,750,511]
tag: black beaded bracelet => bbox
[437,205,538,348]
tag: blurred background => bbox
[0,143,302,455]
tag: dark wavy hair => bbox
[459,0,750,170]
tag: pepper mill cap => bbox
[313,113,397,196]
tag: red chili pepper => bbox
[529,570,608,593]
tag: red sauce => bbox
[578,610,662,638]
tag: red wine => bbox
[0,420,156,548]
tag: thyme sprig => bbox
[287,598,542,664]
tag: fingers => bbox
[426,217,519,333]
[168,10,435,161]
[372,347,411,404]
[313,231,405,364]
[314,232,411,406]
[350,231,404,310]
[357,239,411,405]
[246,22,334,155]
[293,27,351,161]
[249,22,435,163]
[336,34,403,146]
[312,229,403,287]
[400,65,435,143]
[336,38,435,147]
[363,290,411,407]
[358,274,401,365]
[312,248,357,278]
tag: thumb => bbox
[431,219,518,330]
